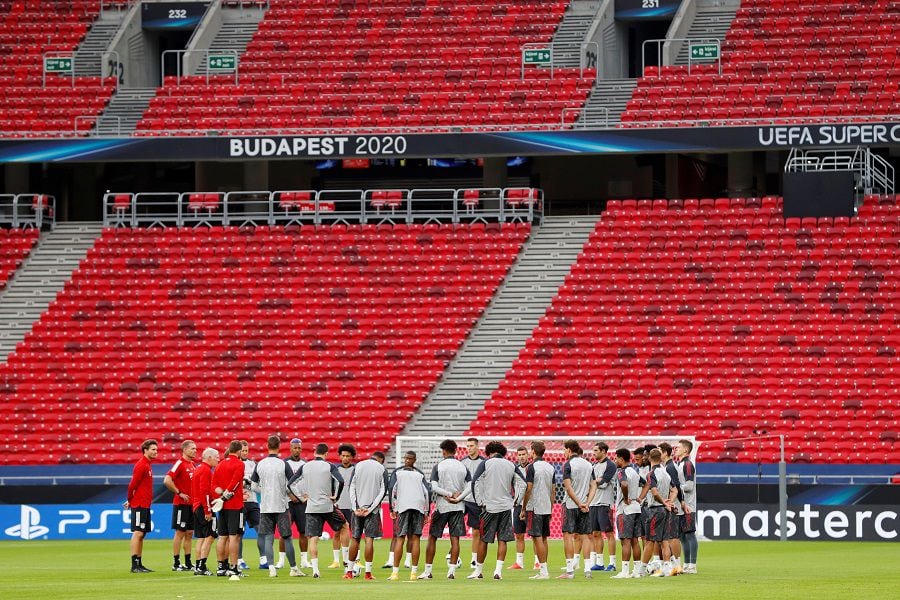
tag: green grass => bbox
[0,539,897,599]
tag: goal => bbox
[394,436,699,539]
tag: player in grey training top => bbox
[635,448,676,578]
[332,444,356,569]
[520,440,556,579]
[510,446,530,570]
[251,435,301,577]
[674,439,698,574]
[659,442,686,574]
[387,451,431,580]
[560,440,596,578]
[460,437,485,568]
[468,440,526,580]
[286,443,347,578]
[590,442,618,572]
[611,448,642,579]
[346,451,386,580]
[421,439,471,580]
[284,438,309,568]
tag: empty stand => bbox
[136,0,595,135]
[0,222,529,465]
[0,1,117,137]
[467,195,900,464]
[621,0,900,127]
[0,227,38,290]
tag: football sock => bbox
[386,551,394,565]
[473,562,484,577]
[333,549,341,563]
[365,561,373,573]
[589,552,597,567]
[494,560,504,576]
[184,554,192,568]
[424,564,433,575]
[173,554,180,567]
[540,562,548,576]
[516,552,524,567]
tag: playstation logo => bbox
[4,505,50,540]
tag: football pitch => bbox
[0,539,896,600]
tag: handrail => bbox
[75,115,122,137]
[6,193,57,229]
[161,49,239,86]
[103,188,545,228]
[642,37,722,77]
[42,51,121,90]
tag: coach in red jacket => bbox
[212,440,246,576]
[125,439,158,573]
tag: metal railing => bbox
[520,41,598,80]
[642,38,722,76]
[785,146,895,196]
[74,115,121,137]
[0,194,56,229]
[102,187,544,228]
[566,106,609,129]
[161,49,239,86]
[42,51,120,89]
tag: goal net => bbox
[394,435,699,539]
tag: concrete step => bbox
[398,216,601,437]
[0,223,103,362]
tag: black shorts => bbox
[193,506,216,538]
[526,512,551,538]
[512,504,526,535]
[171,504,194,532]
[306,508,346,538]
[288,501,307,535]
[464,501,480,529]
[395,510,425,537]
[351,510,383,540]
[590,505,613,533]
[616,512,640,540]
[639,506,649,537]
[646,507,668,542]
[680,512,696,534]
[665,511,681,540]
[428,510,465,539]
[562,507,591,535]
[131,507,151,534]
[259,512,293,538]
[217,508,245,537]
[479,509,514,544]
[338,508,353,530]
[244,502,260,529]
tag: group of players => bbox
[124,435,698,580]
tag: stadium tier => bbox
[467,195,900,464]
[621,0,900,127]
[136,0,595,135]
[0,222,529,465]
[0,227,38,290]
[0,1,116,137]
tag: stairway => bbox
[73,13,124,77]
[93,88,156,136]
[0,223,103,363]
[399,216,600,437]
[195,22,259,74]
[577,78,637,127]
[674,4,739,65]
[550,14,595,68]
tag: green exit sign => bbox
[523,49,552,65]
[44,57,73,73]
[208,55,236,71]
[690,43,719,60]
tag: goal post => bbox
[395,435,699,539]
